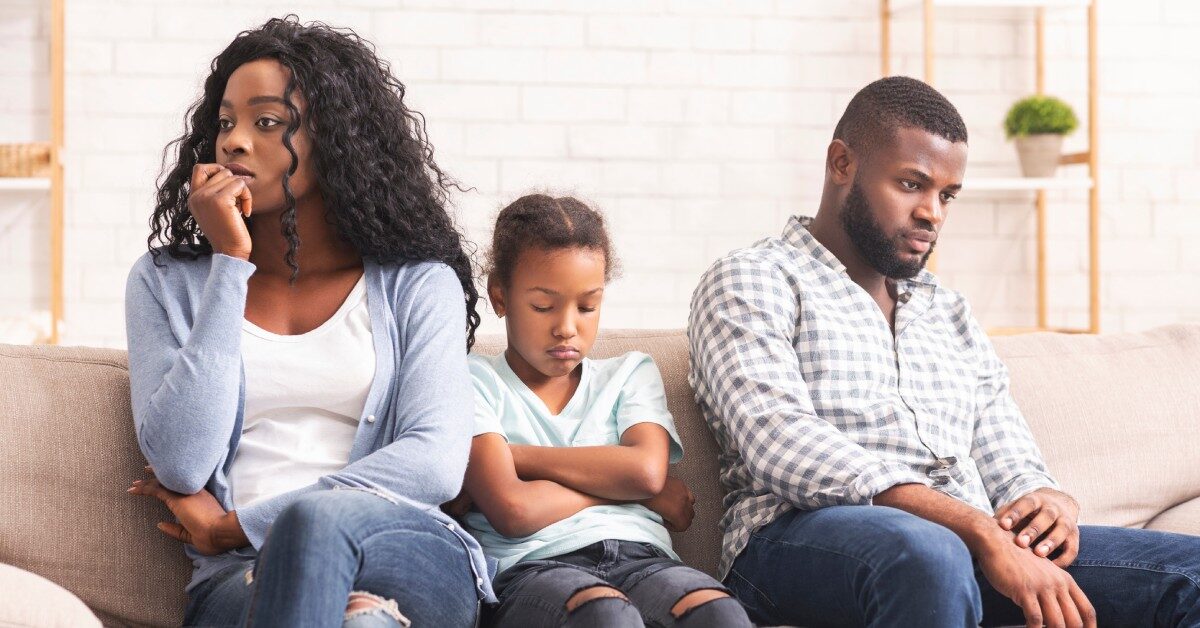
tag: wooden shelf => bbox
[0,177,52,191]
[0,310,51,344]
[880,0,1100,335]
[964,177,1093,192]
[3,0,64,343]
[989,326,1092,336]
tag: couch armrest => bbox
[0,563,102,628]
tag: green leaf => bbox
[1003,95,1079,138]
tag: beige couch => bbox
[3,325,1200,626]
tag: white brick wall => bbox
[1,0,50,343]
[1,0,1198,347]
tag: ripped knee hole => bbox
[344,591,410,626]
[670,588,731,618]
[565,585,629,613]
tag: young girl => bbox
[125,17,491,627]
[457,194,752,627]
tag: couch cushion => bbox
[0,563,102,627]
[1144,497,1200,537]
[4,322,1194,626]
[473,331,726,577]
[993,324,1200,532]
[0,345,190,627]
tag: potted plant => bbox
[1003,95,1079,178]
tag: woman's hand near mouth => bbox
[189,163,254,261]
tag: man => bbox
[688,76,1200,627]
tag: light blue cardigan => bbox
[125,250,495,601]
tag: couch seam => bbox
[0,349,128,371]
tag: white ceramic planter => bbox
[1014,133,1065,178]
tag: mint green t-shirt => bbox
[463,351,685,575]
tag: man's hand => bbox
[640,476,695,532]
[870,483,1092,627]
[995,488,1081,567]
[976,526,1096,628]
[127,467,247,555]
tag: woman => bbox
[125,17,491,627]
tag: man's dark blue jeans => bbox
[725,505,1200,627]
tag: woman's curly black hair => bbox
[148,16,481,348]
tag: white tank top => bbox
[229,275,375,510]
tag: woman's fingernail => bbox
[126,487,135,493]
[1019,534,1030,545]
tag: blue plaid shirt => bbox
[688,215,1058,579]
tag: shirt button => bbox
[446,522,456,531]
[898,292,912,304]
[476,577,484,586]
[366,414,376,423]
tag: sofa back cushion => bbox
[3,323,1197,626]
[992,324,1200,536]
[0,344,189,627]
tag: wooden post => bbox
[923,0,935,84]
[1087,0,1100,333]
[1035,8,1047,330]
[50,0,64,344]
[1036,191,1048,329]
[1036,8,1046,93]
[881,0,892,76]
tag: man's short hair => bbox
[832,76,968,158]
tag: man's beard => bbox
[840,181,934,279]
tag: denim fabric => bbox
[183,562,254,628]
[183,490,479,628]
[726,505,1200,627]
[978,524,1200,627]
[488,539,751,628]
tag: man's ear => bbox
[487,276,506,318]
[826,139,857,186]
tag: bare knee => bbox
[565,585,628,613]
[346,591,387,615]
[670,588,730,618]
[344,591,408,625]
